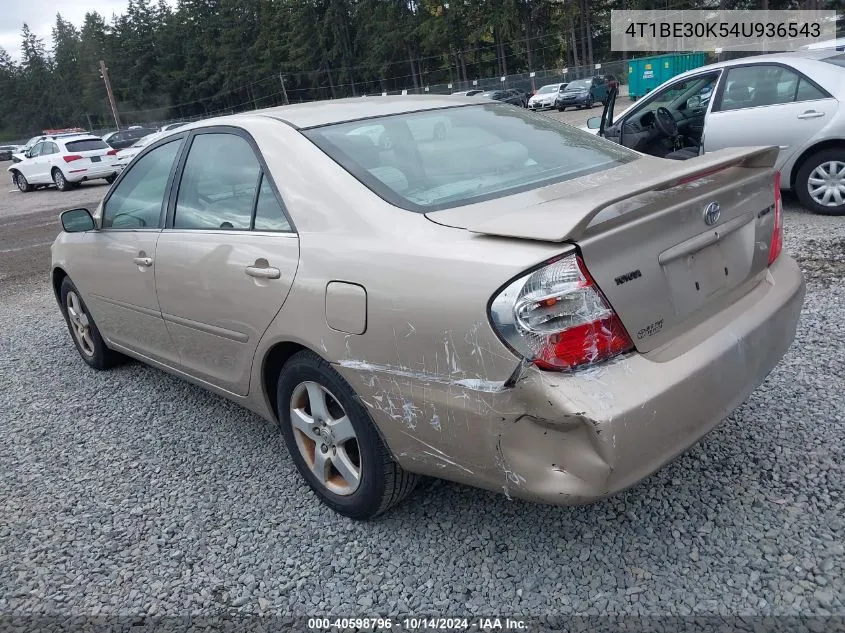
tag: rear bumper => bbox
[65,165,118,182]
[337,255,805,505]
[500,254,806,504]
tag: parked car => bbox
[8,134,119,192]
[589,48,845,215]
[505,88,529,107]
[12,132,85,162]
[0,145,20,161]
[51,96,803,519]
[555,77,610,111]
[113,131,169,172]
[478,89,525,107]
[106,127,159,150]
[527,83,568,110]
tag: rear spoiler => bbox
[466,146,779,242]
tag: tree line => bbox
[0,0,836,139]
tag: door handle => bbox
[132,256,153,267]
[797,111,825,119]
[245,265,281,279]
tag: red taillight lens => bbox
[768,171,783,266]
[62,155,83,163]
[489,252,634,371]
[107,149,118,156]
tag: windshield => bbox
[566,80,590,90]
[536,85,559,94]
[304,103,638,213]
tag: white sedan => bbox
[8,135,119,192]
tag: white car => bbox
[8,135,120,192]
[113,131,169,172]
[528,83,567,110]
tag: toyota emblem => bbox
[703,201,721,226]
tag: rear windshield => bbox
[304,103,638,212]
[65,139,109,152]
[566,80,591,90]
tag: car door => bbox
[41,142,59,181]
[153,128,299,396]
[703,63,837,172]
[21,142,47,183]
[70,137,185,364]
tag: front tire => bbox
[796,149,845,216]
[14,172,32,193]
[105,174,117,184]
[557,106,565,112]
[59,277,126,370]
[52,168,72,191]
[277,351,418,519]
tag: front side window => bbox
[630,73,720,117]
[715,64,825,112]
[29,143,45,157]
[103,139,182,229]
[173,133,261,230]
[305,103,638,212]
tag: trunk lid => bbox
[427,146,780,353]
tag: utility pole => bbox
[279,73,290,105]
[99,60,121,130]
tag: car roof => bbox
[248,95,479,129]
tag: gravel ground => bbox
[0,201,843,627]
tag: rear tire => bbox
[277,350,419,519]
[13,172,32,193]
[52,168,71,192]
[59,277,126,370]
[105,174,117,184]
[795,148,845,216]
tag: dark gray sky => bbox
[1,1,174,60]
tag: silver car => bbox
[590,49,845,215]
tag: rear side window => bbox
[304,103,638,212]
[173,133,261,230]
[65,139,109,152]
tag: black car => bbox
[0,145,19,161]
[555,76,610,111]
[479,89,526,107]
[106,127,158,150]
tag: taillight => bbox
[62,155,83,163]
[768,171,783,266]
[489,251,634,371]
[107,149,118,156]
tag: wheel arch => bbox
[259,340,400,462]
[789,138,845,189]
[51,266,69,304]
[261,341,310,422]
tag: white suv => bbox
[7,135,119,192]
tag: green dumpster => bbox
[627,53,707,100]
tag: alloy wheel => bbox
[66,291,95,357]
[808,160,845,207]
[290,381,361,496]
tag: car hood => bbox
[424,146,778,242]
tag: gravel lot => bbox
[1,117,844,626]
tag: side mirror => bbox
[586,116,602,130]
[60,208,95,233]
[687,96,701,109]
